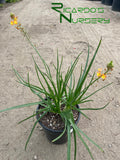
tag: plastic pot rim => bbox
[36,104,81,133]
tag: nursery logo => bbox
[51,3,110,24]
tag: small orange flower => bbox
[10,21,14,25]
[98,68,102,72]
[101,74,106,80]
[14,20,18,25]
[97,72,101,77]
[14,17,18,21]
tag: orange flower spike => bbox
[10,13,18,25]
[101,74,106,81]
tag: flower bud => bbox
[107,61,114,71]
[10,13,15,19]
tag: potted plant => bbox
[101,0,105,4]
[105,0,113,5]
[0,0,5,4]
[89,0,101,1]
[0,13,114,160]
[6,0,20,3]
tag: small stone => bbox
[108,144,112,148]
[53,121,56,125]
[39,127,43,131]
[4,142,9,146]
[70,128,73,133]
[116,104,119,107]
[34,155,38,160]
[50,123,52,127]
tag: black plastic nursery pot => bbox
[89,0,101,1]
[105,0,113,5]
[102,0,105,4]
[36,104,80,144]
[112,0,120,12]
[0,0,5,3]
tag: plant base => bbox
[36,104,80,144]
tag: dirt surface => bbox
[0,0,120,160]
